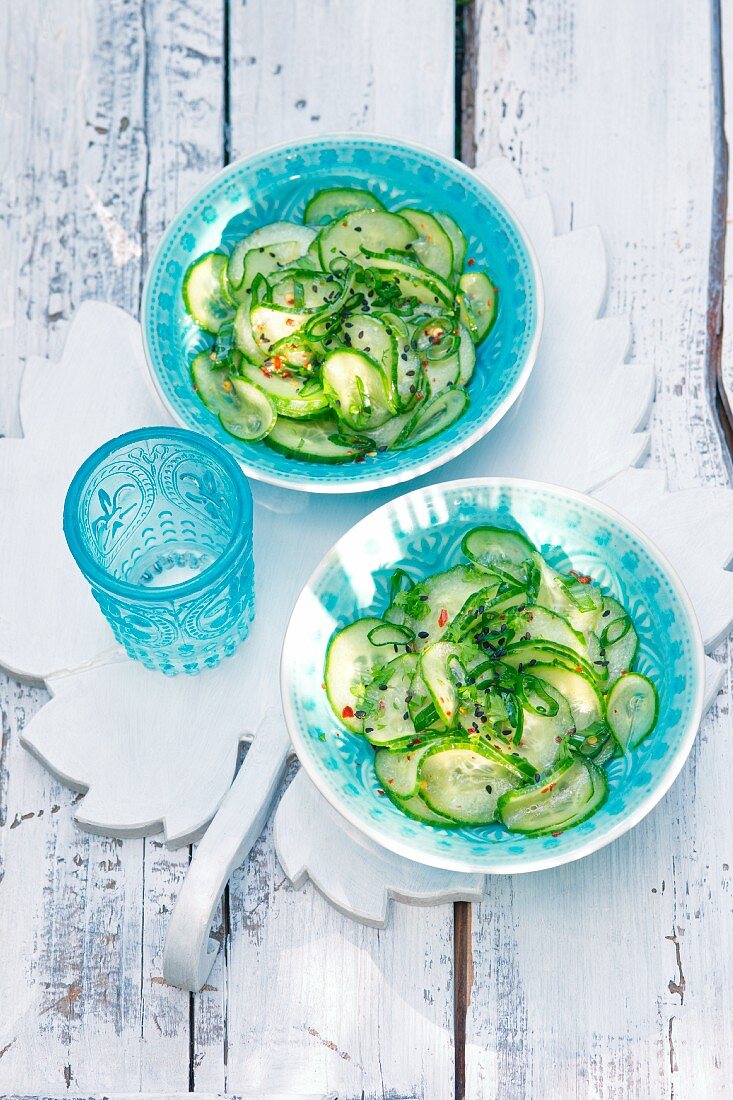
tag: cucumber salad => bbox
[324,526,659,835]
[183,187,498,463]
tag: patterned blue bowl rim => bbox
[280,476,706,875]
[140,133,545,495]
[63,425,253,603]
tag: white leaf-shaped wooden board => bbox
[1,159,729,991]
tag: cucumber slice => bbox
[269,270,339,312]
[359,654,420,747]
[420,641,464,724]
[588,597,639,688]
[536,561,604,636]
[461,526,535,570]
[361,411,414,450]
[386,564,489,646]
[425,354,459,398]
[508,606,586,658]
[459,271,498,343]
[268,333,319,373]
[527,664,604,733]
[606,673,658,751]
[233,300,266,363]
[399,208,454,280]
[318,210,417,267]
[456,325,476,386]
[502,641,598,682]
[376,311,423,411]
[418,740,522,825]
[498,758,607,836]
[219,379,277,441]
[341,315,396,384]
[238,359,328,418]
[367,622,415,646]
[435,211,467,274]
[183,252,234,334]
[393,389,469,450]
[238,240,314,299]
[322,349,395,432]
[391,791,457,826]
[375,740,436,799]
[191,353,276,441]
[227,222,314,291]
[515,682,573,773]
[358,252,454,307]
[251,304,311,351]
[304,187,385,226]
[265,414,368,464]
[324,618,390,733]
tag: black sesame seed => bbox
[602,609,611,617]
[402,712,409,721]
[418,630,429,639]
[365,727,374,734]
[355,710,366,719]
[379,684,388,691]
[420,594,429,601]
[485,784,493,794]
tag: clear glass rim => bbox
[63,426,253,602]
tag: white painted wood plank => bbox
[465,2,732,1097]
[224,5,457,1097]
[720,0,733,425]
[0,0,225,1091]
[229,0,455,158]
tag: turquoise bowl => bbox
[141,135,542,494]
[281,479,705,873]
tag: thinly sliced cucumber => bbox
[233,300,266,363]
[361,411,414,450]
[375,740,436,799]
[508,606,586,658]
[219,379,277,441]
[304,187,385,226]
[587,596,639,688]
[251,304,312,351]
[399,208,454,280]
[459,271,498,343]
[377,311,423,411]
[514,682,573,773]
[425,354,459,397]
[191,353,276,441]
[227,222,314,291]
[269,270,339,312]
[238,240,314,299]
[393,389,468,450]
[341,315,396,383]
[537,560,604,636]
[435,211,467,274]
[606,673,658,751]
[358,252,454,307]
[318,210,417,267]
[498,758,607,836]
[462,526,535,570]
[269,333,319,373]
[418,740,522,825]
[183,252,234,334]
[324,618,389,733]
[527,664,604,733]
[359,654,419,747]
[238,359,328,417]
[391,791,457,826]
[265,414,368,464]
[419,641,464,724]
[502,641,598,682]
[386,564,489,646]
[367,622,415,646]
[322,349,395,432]
[456,324,476,386]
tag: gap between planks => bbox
[709,0,733,458]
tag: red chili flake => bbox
[387,778,395,785]
[575,666,583,673]
[272,355,284,372]
[467,258,476,266]
[540,782,557,794]
[578,575,592,585]
[261,365,273,378]
[416,391,425,401]
[341,705,355,719]
[376,788,385,796]
[281,369,292,379]
[438,608,448,628]
[321,683,326,690]
[551,831,563,838]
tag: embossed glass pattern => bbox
[63,427,254,675]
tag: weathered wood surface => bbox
[0,0,731,1097]
[464,2,733,1098]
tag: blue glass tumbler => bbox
[63,427,254,675]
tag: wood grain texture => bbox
[0,0,224,1091]
[465,2,733,1098]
